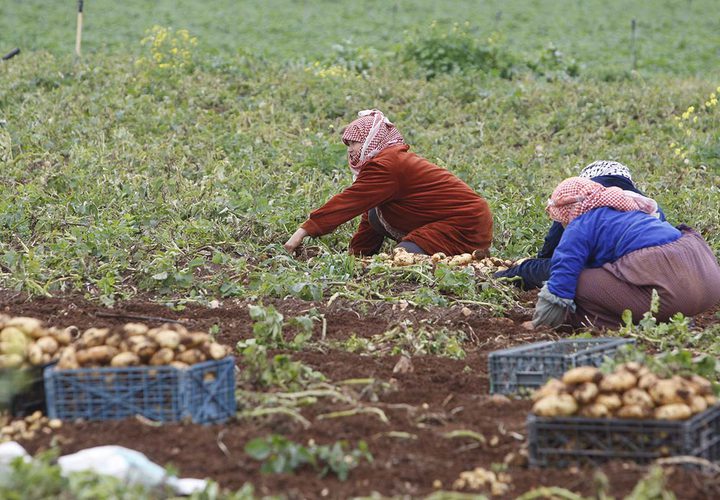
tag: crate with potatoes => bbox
[488,338,635,395]
[44,322,236,424]
[527,363,720,467]
[0,315,76,416]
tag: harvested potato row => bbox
[531,364,718,421]
[58,322,230,370]
[0,410,62,443]
[0,315,76,369]
[360,247,515,270]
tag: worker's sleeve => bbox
[300,164,398,236]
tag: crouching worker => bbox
[284,110,493,256]
[532,177,720,330]
[495,160,666,290]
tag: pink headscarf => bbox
[547,177,659,226]
[341,109,405,179]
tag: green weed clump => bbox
[245,435,372,481]
[401,22,515,80]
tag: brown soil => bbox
[5,291,720,499]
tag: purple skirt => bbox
[569,227,720,329]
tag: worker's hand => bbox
[284,227,309,254]
[532,284,576,328]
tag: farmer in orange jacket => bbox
[284,109,493,256]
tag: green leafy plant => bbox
[401,22,514,79]
[342,322,466,359]
[244,435,372,481]
[236,341,325,390]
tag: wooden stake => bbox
[75,0,84,57]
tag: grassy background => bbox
[0,0,718,304]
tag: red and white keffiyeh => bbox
[547,177,658,226]
[341,109,405,179]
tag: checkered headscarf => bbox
[547,177,658,226]
[579,160,632,181]
[341,110,405,179]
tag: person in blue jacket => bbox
[531,177,720,329]
[495,161,665,290]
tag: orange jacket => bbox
[301,145,493,256]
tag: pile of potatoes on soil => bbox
[0,314,231,371]
[0,315,74,369]
[364,247,518,271]
[532,363,718,421]
[0,411,62,443]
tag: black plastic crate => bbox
[528,404,720,467]
[488,338,635,395]
[44,357,236,424]
[0,363,53,417]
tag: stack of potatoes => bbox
[57,323,229,370]
[365,247,515,271]
[57,322,229,370]
[0,315,74,369]
[0,410,62,443]
[532,363,718,421]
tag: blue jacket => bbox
[547,207,681,299]
[538,175,666,259]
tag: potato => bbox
[41,353,52,364]
[532,394,578,417]
[35,336,59,355]
[572,382,599,404]
[207,342,228,360]
[562,366,601,385]
[122,322,148,336]
[1,327,29,349]
[76,345,119,366]
[110,352,140,367]
[579,403,610,418]
[599,371,637,393]
[105,332,123,348]
[0,353,24,369]
[705,394,718,406]
[50,327,73,346]
[531,378,567,402]
[130,340,159,360]
[155,329,181,350]
[622,388,654,409]
[176,349,206,365]
[449,254,472,266]
[638,373,659,391]
[689,395,708,414]
[57,346,79,370]
[150,348,175,366]
[170,361,189,370]
[619,362,642,374]
[595,393,623,411]
[393,252,414,266]
[649,379,688,406]
[187,332,210,347]
[430,252,446,264]
[5,317,43,337]
[471,249,489,261]
[655,403,692,421]
[81,327,110,348]
[690,375,713,396]
[616,404,649,419]
[0,340,26,356]
[26,343,44,365]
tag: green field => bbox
[0,0,718,304]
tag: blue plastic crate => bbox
[488,338,635,395]
[528,404,720,467]
[44,357,236,424]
